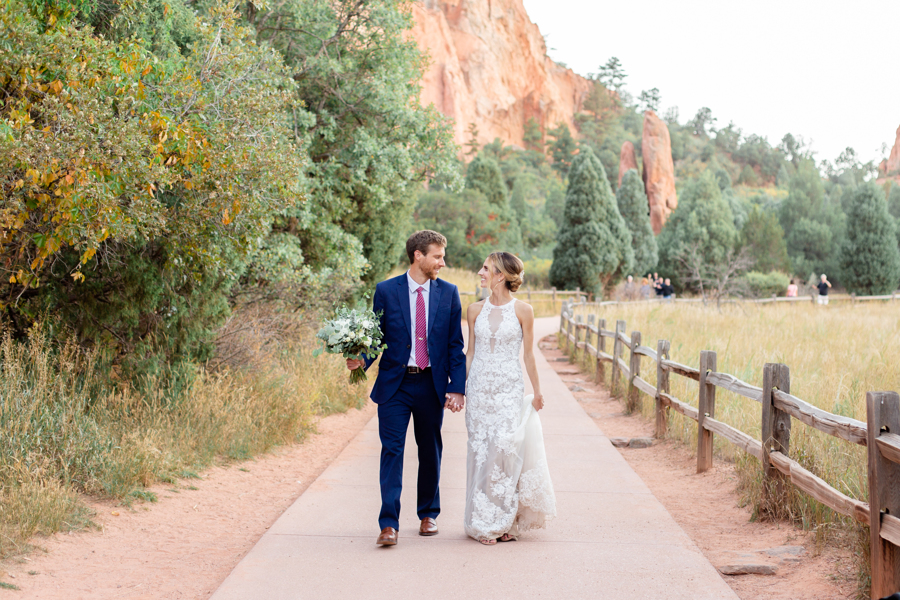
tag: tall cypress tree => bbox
[616,169,658,275]
[550,148,633,295]
[839,182,900,295]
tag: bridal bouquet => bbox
[314,305,387,384]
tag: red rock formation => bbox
[409,0,592,152]
[641,111,677,234]
[617,141,638,188]
[887,124,900,175]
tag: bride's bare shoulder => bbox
[514,299,534,320]
[467,299,486,319]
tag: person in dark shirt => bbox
[662,278,674,300]
[816,274,831,305]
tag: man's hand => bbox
[445,393,465,412]
[346,358,365,371]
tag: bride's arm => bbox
[518,302,543,410]
[465,302,481,376]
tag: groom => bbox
[347,230,466,546]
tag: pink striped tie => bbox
[415,287,429,369]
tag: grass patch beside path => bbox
[0,324,367,560]
[568,301,900,596]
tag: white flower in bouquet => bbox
[314,304,387,384]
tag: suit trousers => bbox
[377,370,444,530]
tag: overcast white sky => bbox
[522,0,899,165]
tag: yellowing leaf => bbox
[8,275,15,284]
[71,271,84,282]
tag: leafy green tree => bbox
[550,148,633,295]
[616,170,658,275]
[839,182,900,295]
[740,207,790,273]
[689,107,717,137]
[657,171,739,285]
[414,190,513,272]
[547,123,577,177]
[1,0,305,365]
[251,0,459,287]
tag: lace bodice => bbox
[464,297,555,540]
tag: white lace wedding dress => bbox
[464,298,556,541]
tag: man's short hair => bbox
[406,230,447,264]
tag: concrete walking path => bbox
[211,317,738,599]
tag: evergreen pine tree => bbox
[740,206,790,273]
[547,123,577,177]
[464,153,523,251]
[465,153,508,206]
[549,148,633,295]
[657,171,739,284]
[616,169,657,275]
[839,182,900,295]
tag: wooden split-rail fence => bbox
[558,300,900,599]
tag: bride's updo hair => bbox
[488,251,525,293]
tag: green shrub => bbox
[743,270,790,297]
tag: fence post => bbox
[552,286,557,311]
[867,391,900,599]
[656,340,670,438]
[761,363,792,515]
[559,301,567,336]
[626,331,642,413]
[572,315,583,363]
[565,307,573,355]
[596,318,607,384]
[697,350,717,473]
[587,314,596,373]
[611,320,626,397]
[527,287,532,303]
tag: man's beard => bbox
[422,264,440,280]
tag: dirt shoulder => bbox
[539,334,856,600]
[0,403,376,600]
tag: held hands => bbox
[531,394,544,411]
[445,393,465,413]
[346,358,365,371]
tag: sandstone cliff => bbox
[887,125,900,175]
[641,111,677,234]
[617,141,638,188]
[410,0,592,151]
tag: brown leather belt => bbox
[406,366,431,374]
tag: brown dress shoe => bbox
[419,517,438,536]
[377,527,398,546]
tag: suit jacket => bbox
[365,274,466,404]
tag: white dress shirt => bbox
[406,271,431,367]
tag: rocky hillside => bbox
[410,0,592,150]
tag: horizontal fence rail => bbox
[556,300,900,599]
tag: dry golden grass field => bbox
[566,300,900,589]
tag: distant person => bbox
[786,279,798,297]
[653,275,664,298]
[816,274,832,305]
[662,278,674,300]
[639,277,651,299]
[623,275,636,300]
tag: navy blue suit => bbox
[365,274,466,530]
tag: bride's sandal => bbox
[498,533,517,542]
[479,538,497,545]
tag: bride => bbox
[462,251,556,545]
